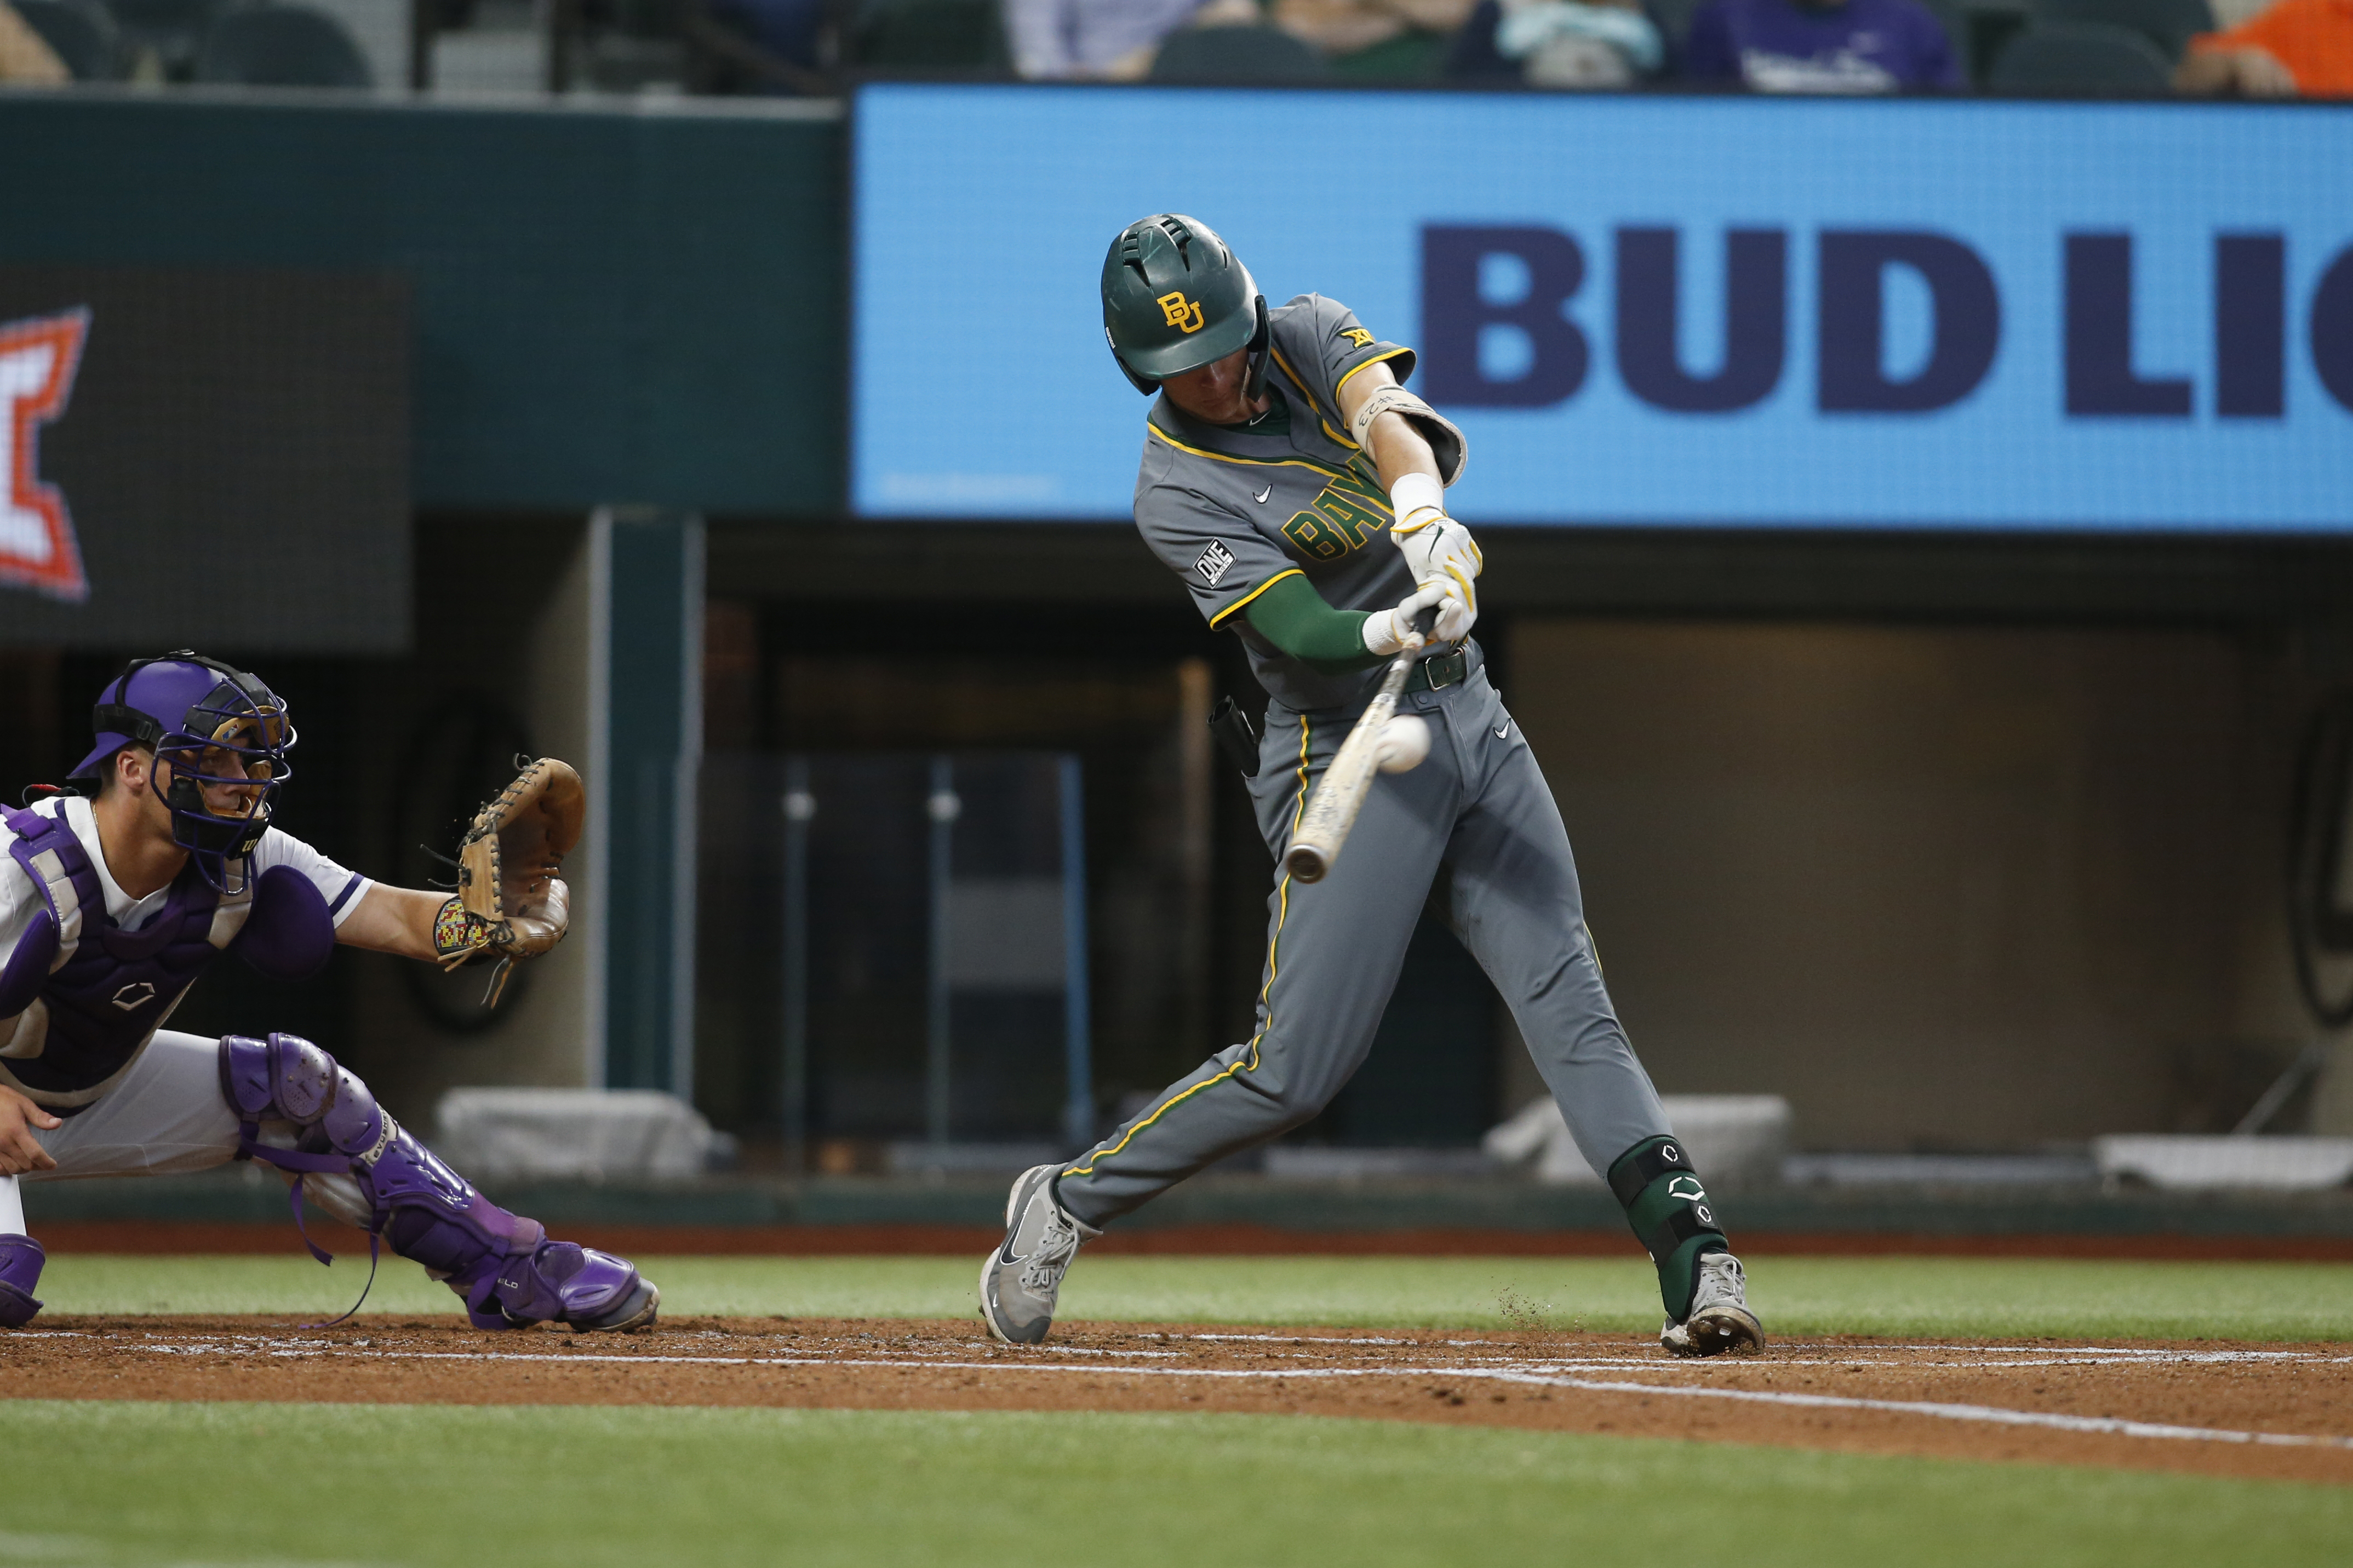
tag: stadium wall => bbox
[0,90,844,515]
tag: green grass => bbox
[32,1253,2353,1340]
[1,1400,2345,1568]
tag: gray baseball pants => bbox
[1055,657,1672,1227]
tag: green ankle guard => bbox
[1608,1135,1730,1321]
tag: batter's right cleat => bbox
[1661,1251,1764,1358]
[979,1163,1100,1345]
[0,1234,44,1329]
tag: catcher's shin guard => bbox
[1611,1137,1762,1357]
[0,1233,44,1328]
[218,1033,657,1332]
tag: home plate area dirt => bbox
[7,1317,2350,1484]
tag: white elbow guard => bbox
[1348,386,1469,486]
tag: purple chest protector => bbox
[0,804,336,1108]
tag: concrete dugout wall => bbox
[1505,618,2338,1148]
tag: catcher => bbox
[0,652,656,1333]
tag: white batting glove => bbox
[1389,480,1481,646]
[1362,585,1448,656]
[1393,513,1482,590]
[1425,574,1477,644]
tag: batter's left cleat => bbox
[1662,1251,1764,1358]
[980,1163,1100,1345]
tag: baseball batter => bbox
[0,653,657,1333]
[981,215,1761,1357]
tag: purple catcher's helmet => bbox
[69,651,295,893]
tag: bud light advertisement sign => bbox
[853,84,2353,531]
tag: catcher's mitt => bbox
[432,757,586,1006]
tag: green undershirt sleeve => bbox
[1241,572,1383,675]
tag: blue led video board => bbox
[855,84,2353,531]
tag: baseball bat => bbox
[1282,610,1434,884]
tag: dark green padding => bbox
[1245,572,1381,675]
[1609,1134,1731,1321]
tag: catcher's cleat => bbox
[1661,1252,1764,1358]
[461,1240,661,1334]
[979,1163,1100,1345]
[530,1247,659,1334]
[0,1234,45,1329]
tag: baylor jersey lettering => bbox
[1279,469,1391,561]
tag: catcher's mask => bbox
[70,650,295,894]
[1101,214,1269,400]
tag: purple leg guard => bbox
[0,1233,43,1329]
[219,1033,657,1332]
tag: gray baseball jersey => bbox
[1055,293,1678,1238]
[1131,293,1433,713]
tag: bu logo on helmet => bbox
[1157,291,1206,334]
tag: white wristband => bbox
[1388,472,1445,533]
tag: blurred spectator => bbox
[1440,0,1665,83]
[1006,0,1219,78]
[1682,0,1961,90]
[2175,0,2350,95]
[1445,0,1662,83]
[0,0,70,82]
[688,0,836,93]
[704,0,827,73]
[1275,0,1478,76]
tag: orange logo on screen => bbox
[1156,291,1206,334]
[0,308,90,604]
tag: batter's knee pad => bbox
[217,1033,653,1332]
[0,1233,43,1329]
[1608,1135,1730,1323]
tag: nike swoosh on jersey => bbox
[1253,486,1270,503]
[1494,725,1510,738]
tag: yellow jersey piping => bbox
[1064,715,1314,1181]
[1268,347,1324,419]
[1335,346,1414,403]
[1208,567,1304,629]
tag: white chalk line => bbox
[120,1330,2353,1376]
[113,1341,2353,1453]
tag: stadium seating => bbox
[846,0,1005,70]
[106,0,227,73]
[1149,21,1331,82]
[193,2,374,85]
[2032,0,2214,60]
[1988,17,2173,88]
[1646,0,1712,55]
[13,0,125,77]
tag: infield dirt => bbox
[5,1316,2348,1485]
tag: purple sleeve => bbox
[1911,0,1965,88]
[1680,1,1742,82]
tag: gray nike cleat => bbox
[1661,1251,1764,1357]
[979,1163,1101,1345]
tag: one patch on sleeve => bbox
[1194,540,1236,586]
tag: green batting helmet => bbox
[1102,214,1267,395]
